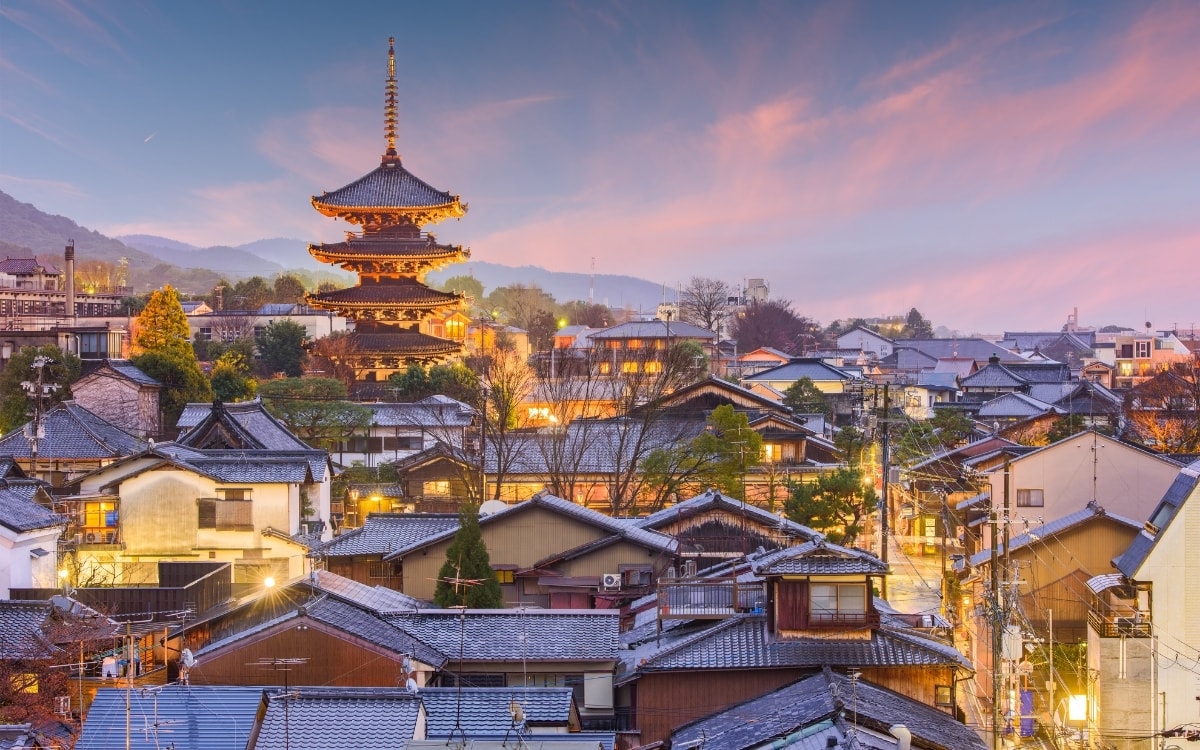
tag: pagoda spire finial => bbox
[384,37,400,163]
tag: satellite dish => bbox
[404,677,419,694]
[181,648,196,669]
[479,499,508,516]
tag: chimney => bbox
[889,724,912,750]
[64,240,76,323]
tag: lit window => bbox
[643,361,662,374]
[621,361,639,373]
[424,481,451,497]
[495,569,514,585]
[762,444,779,461]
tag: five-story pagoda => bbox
[306,38,469,383]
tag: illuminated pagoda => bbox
[306,38,470,383]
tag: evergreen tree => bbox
[0,346,81,433]
[132,285,192,359]
[434,504,503,608]
[132,350,214,431]
[783,467,876,545]
[257,320,307,377]
[782,377,830,417]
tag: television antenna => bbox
[253,657,309,750]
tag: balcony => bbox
[657,577,767,620]
[1088,610,1151,638]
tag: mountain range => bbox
[0,190,664,309]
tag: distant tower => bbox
[306,38,470,384]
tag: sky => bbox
[2,1,1198,335]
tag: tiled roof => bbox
[176,398,313,452]
[251,688,422,750]
[960,362,1028,388]
[320,514,461,557]
[741,358,854,383]
[969,504,1142,567]
[977,392,1058,418]
[635,614,967,673]
[0,402,144,460]
[364,398,475,429]
[343,331,463,356]
[635,488,821,541]
[185,455,314,483]
[81,359,161,387]
[307,569,423,612]
[420,687,574,737]
[388,492,677,561]
[671,667,986,750]
[0,601,54,659]
[587,319,715,341]
[77,685,265,750]
[313,160,465,212]
[1007,361,1072,383]
[385,609,619,663]
[0,481,63,532]
[751,540,889,576]
[0,257,57,275]
[310,235,466,260]
[308,281,463,307]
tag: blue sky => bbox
[2,1,1198,334]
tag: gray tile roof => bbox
[319,514,461,557]
[364,398,475,428]
[0,601,55,659]
[671,667,986,750]
[751,540,889,576]
[86,359,161,387]
[314,159,463,211]
[634,615,968,673]
[307,569,423,612]
[741,358,854,384]
[250,688,422,750]
[186,455,315,483]
[388,492,677,561]
[176,398,313,452]
[960,362,1029,388]
[586,319,715,341]
[385,609,619,663]
[0,481,63,533]
[636,488,821,541]
[77,685,264,750]
[0,402,144,459]
[969,504,1142,567]
[976,392,1058,418]
[420,687,574,737]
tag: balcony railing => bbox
[657,577,767,620]
[1088,610,1151,638]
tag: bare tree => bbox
[483,347,538,500]
[1123,361,1200,452]
[679,276,732,332]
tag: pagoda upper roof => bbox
[307,281,463,308]
[308,234,466,261]
[312,159,466,220]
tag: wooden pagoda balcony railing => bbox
[657,577,767,620]
[1088,610,1151,638]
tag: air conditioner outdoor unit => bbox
[84,532,98,544]
[601,573,622,591]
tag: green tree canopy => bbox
[131,350,214,432]
[0,346,81,434]
[783,467,876,545]
[257,320,307,377]
[272,275,307,304]
[898,307,934,339]
[210,350,257,402]
[133,285,192,359]
[258,377,370,450]
[439,274,485,303]
[434,504,503,608]
[782,377,830,417]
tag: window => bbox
[1135,340,1150,358]
[368,561,402,579]
[199,489,254,531]
[424,480,451,497]
[495,569,515,585]
[383,435,424,451]
[643,360,662,374]
[1016,489,1044,507]
[621,361,639,373]
[198,327,213,341]
[809,582,867,623]
[762,443,780,462]
[935,685,953,707]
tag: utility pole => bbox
[990,458,1011,750]
[879,384,891,599]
